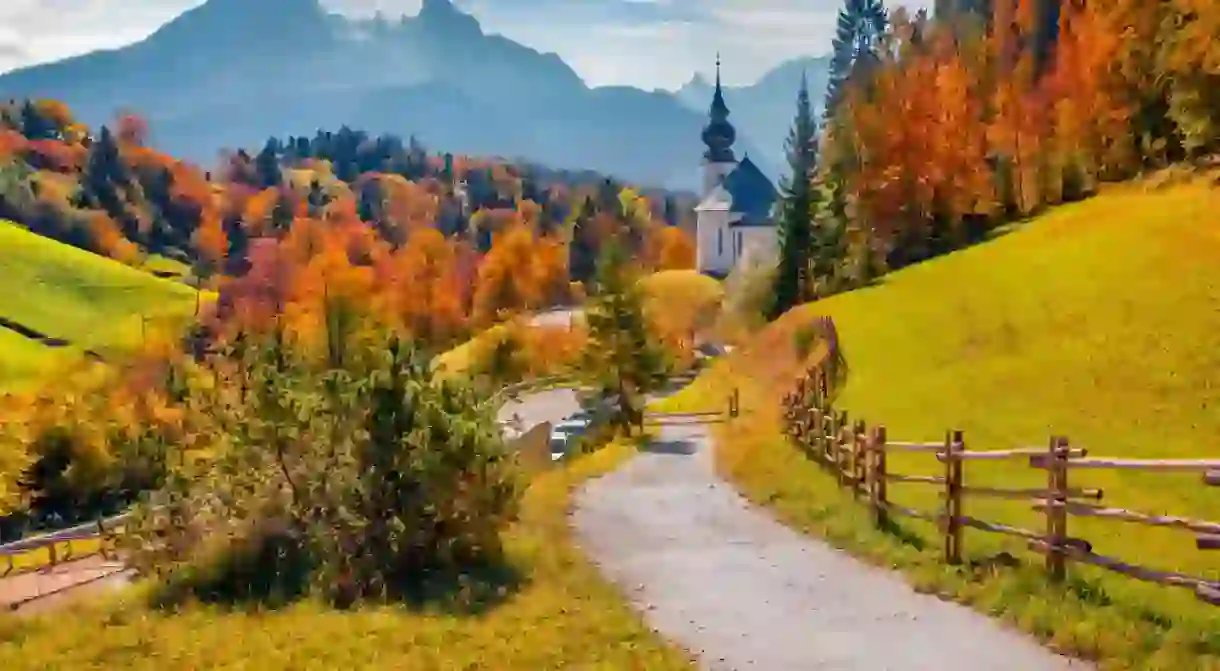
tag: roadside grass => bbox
[656,180,1220,670]
[434,324,510,376]
[0,220,211,391]
[0,440,694,671]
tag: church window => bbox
[718,228,723,256]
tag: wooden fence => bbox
[780,365,1220,607]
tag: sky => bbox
[0,0,925,90]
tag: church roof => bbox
[722,156,777,226]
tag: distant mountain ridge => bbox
[0,0,822,190]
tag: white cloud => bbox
[0,0,927,89]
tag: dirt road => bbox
[572,418,1091,671]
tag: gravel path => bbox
[571,418,1091,671]
[497,387,580,438]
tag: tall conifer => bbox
[769,73,819,320]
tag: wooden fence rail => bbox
[779,364,1220,607]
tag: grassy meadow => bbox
[0,440,694,670]
[0,220,207,391]
[657,180,1220,669]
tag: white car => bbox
[549,417,591,461]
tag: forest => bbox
[0,94,700,558]
[763,0,1220,317]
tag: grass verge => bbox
[656,180,1220,670]
[0,441,694,670]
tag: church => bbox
[694,57,780,277]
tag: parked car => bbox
[549,417,591,461]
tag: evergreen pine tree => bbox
[83,125,134,237]
[19,100,53,140]
[824,0,889,118]
[307,179,328,218]
[255,138,282,189]
[580,241,667,435]
[768,72,820,321]
[811,174,851,295]
[567,197,598,284]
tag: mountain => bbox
[675,56,832,178]
[0,0,780,190]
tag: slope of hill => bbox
[661,179,1220,667]
[0,0,782,189]
[0,220,203,391]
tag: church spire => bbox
[702,52,736,163]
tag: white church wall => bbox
[740,227,778,267]
[696,209,734,275]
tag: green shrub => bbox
[129,324,522,607]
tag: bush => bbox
[715,249,776,343]
[129,325,522,607]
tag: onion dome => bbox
[701,53,736,163]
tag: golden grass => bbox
[434,324,510,377]
[657,181,1220,669]
[0,441,694,670]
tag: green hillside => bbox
[0,220,204,391]
[666,180,1220,665]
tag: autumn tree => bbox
[647,225,696,271]
[375,226,467,346]
[579,241,667,435]
[1158,0,1220,156]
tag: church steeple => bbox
[701,53,736,163]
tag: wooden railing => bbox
[780,366,1220,606]
[0,514,128,577]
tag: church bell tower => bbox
[701,54,738,194]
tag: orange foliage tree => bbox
[647,226,696,271]
[472,222,561,325]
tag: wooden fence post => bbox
[943,430,964,565]
[837,411,850,486]
[871,425,889,527]
[98,519,111,560]
[811,408,824,465]
[829,409,839,468]
[1045,435,1070,581]
[852,420,867,498]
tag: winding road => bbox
[571,416,1092,671]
